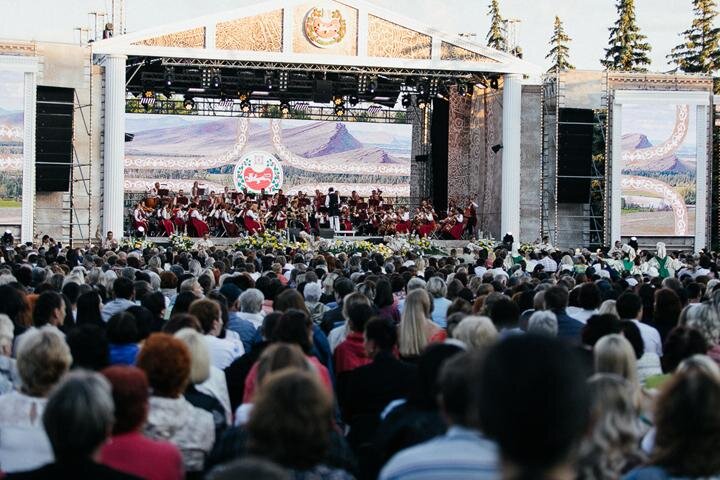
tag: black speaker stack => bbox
[557,108,594,203]
[36,86,74,192]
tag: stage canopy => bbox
[91,0,541,241]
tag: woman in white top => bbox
[0,329,72,472]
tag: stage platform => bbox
[146,236,471,252]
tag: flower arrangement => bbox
[384,234,445,256]
[321,239,394,258]
[518,242,537,255]
[466,238,498,253]
[119,237,156,251]
[232,230,301,252]
[168,234,195,252]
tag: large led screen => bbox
[0,71,24,229]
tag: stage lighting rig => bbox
[211,74,221,89]
[164,68,174,87]
[457,82,469,96]
[368,77,378,93]
[401,94,412,108]
[490,76,499,89]
[348,95,359,106]
[264,72,274,90]
[279,71,289,91]
[417,80,428,96]
[416,96,429,110]
[358,74,368,93]
[183,95,195,111]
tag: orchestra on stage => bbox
[130,182,478,240]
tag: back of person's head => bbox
[141,291,166,320]
[399,289,432,357]
[32,290,64,327]
[544,286,569,311]
[426,277,447,299]
[76,291,103,327]
[334,277,355,301]
[342,292,372,320]
[619,320,644,360]
[113,277,135,300]
[364,316,397,352]
[66,324,109,371]
[453,316,498,349]
[271,309,313,354]
[346,302,374,333]
[478,335,590,477]
[206,457,290,480]
[260,312,282,340]
[616,292,643,320]
[0,314,13,356]
[101,365,149,435]
[163,313,201,334]
[240,288,264,314]
[594,334,638,386]
[107,311,139,345]
[411,343,464,409]
[374,279,394,308]
[136,333,191,398]
[582,314,622,347]
[247,369,332,470]
[661,326,709,373]
[256,343,310,387]
[438,351,484,427]
[579,283,601,310]
[488,296,520,330]
[61,282,81,305]
[680,302,720,346]
[274,289,308,315]
[42,371,114,462]
[652,355,720,476]
[170,291,200,317]
[17,329,72,396]
[527,310,558,337]
[303,282,322,303]
[174,328,211,385]
[188,298,221,335]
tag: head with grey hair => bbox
[426,277,447,299]
[406,277,427,293]
[188,260,202,277]
[680,302,720,346]
[0,314,13,357]
[148,256,163,271]
[527,310,558,337]
[42,370,114,462]
[0,273,18,287]
[17,329,72,397]
[121,267,136,281]
[240,288,264,314]
[453,316,498,350]
[384,263,395,274]
[180,278,203,297]
[303,282,323,303]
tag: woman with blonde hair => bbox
[576,374,645,480]
[595,334,639,388]
[398,289,445,361]
[453,316,498,349]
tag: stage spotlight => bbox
[348,95,359,106]
[416,96,428,110]
[279,71,289,91]
[332,95,344,106]
[280,101,291,115]
[457,82,468,96]
[238,91,250,102]
[401,94,412,108]
[334,104,345,116]
[183,96,195,111]
[490,77,499,89]
[142,85,154,99]
[491,143,503,153]
[264,72,274,90]
[164,68,174,87]
[211,75,221,89]
[240,99,252,113]
[417,81,428,96]
[368,77,378,93]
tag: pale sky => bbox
[0,0,709,72]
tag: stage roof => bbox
[91,0,540,76]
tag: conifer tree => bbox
[668,0,720,73]
[486,0,507,52]
[546,16,575,73]
[601,0,652,71]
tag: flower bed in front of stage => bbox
[168,234,195,252]
[119,237,156,251]
[232,231,302,252]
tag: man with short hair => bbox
[221,284,262,354]
[616,292,662,356]
[543,286,584,342]
[102,278,136,322]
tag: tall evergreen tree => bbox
[601,0,652,71]
[668,0,720,73]
[546,16,575,73]
[486,0,507,51]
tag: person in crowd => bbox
[107,311,140,365]
[100,366,184,480]
[66,324,110,370]
[189,298,244,370]
[543,286,585,341]
[327,292,372,352]
[245,369,353,479]
[4,371,139,479]
[102,277,136,321]
[576,374,645,480]
[0,329,72,473]
[333,302,375,375]
[14,291,66,349]
[527,310,559,337]
[380,351,498,480]
[236,288,265,329]
[220,283,261,354]
[653,288,683,343]
[76,290,104,327]
[205,457,290,480]
[477,335,591,480]
[452,315,498,348]
[625,355,720,480]
[320,277,355,334]
[616,292,663,356]
[304,282,329,325]
[398,289,445,361]
[136,333,215,476]
[568,282,601,324]
[425,277,451,328]
[375,279,400,324]
[678,302,720,364]
[0,314,19,394]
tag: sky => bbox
[0,71,24,111]
[623,103,696,148]
[0,0,709,72]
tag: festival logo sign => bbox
[233,151,284,194]
[304,7,346,48]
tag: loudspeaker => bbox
[314,80,333,103]
[557,108,593,203]
[36,86,74,192]
[319,228,335,239]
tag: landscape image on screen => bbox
[0,70,24,229]
[124,114,412,199]
[620,103,696,236]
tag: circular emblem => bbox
[233,151,284,194]
[304,7,346,48]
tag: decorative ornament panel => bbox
[134,27,205,48]
[367,15,431,59]
[216,10,283,52]
[440,42,497,63]
[293,2,357,56]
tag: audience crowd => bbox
[0,237,718,479]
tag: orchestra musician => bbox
[188,203,210,237]
[159,202,175,237]
[325,187,340,232]
[244,203,264,235]
[133,202,149,233]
